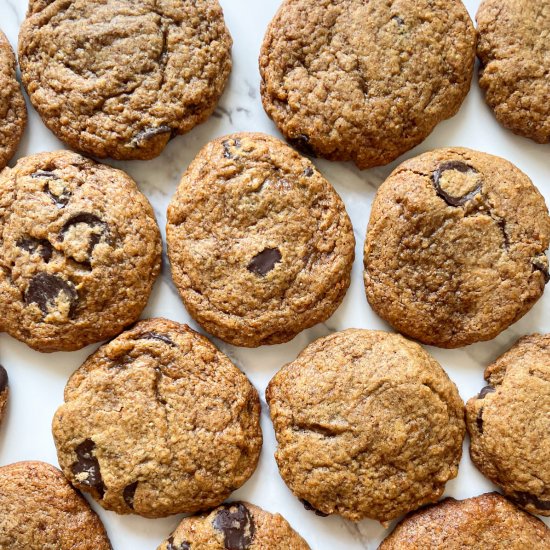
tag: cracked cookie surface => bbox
[166,132,355,348]
[52,318,263,518]
[379,492,550,549]
[477,0,550,143]
[466,334,550,516]
[0,461,111,550]
[18,0,232,160]
[266,329,465,522]
[364,147,550,348]
[0,30,26,171]
[0,151,161,352]
[259,0,475,169]
[157,501,310,550]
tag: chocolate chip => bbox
[304,166,314,177]
[223,138,242,159]
[131,125,172,147]
[17,238,54,263]
[476,408,485,434]
[32,171,71,208]
[212,503,255,550]
[123,481,138,509]
[288,134,315,157]
[392,15,405,25]
[514,492,550,510]
[533,255,550,284]
[247,248,282,277]
[0,365,8,393]
[166,537,191,550]
[24,273,78,318]
[59,213,109,254]
[432,161,482,206]
[478,385,495,399]
[139,332,177,347]
[71,439,105,498]
[301,499,330,516]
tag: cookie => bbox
[476,1,550,143]
[166,132,355,347]
[0,151,161,352]
[466,334,550,516]
[266,329,465,523]
[157,502,310,550]
[53,318,262,518]
[0,364,7,426]
[379,493,550,549]
[259,0,475,169]
[364,147,550,348]
[0,461,111,550]
[0,30,26,171]
[18,0,232,160]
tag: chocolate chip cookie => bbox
[466,334,550,516]
[266,329,465,522]
[0,461,112,550]
[260,0,475,169]
[477,0,550,143]
[0,30,26,171]
[0,365,8,426]
[157,502,310,550]
[167,132,355,347]
[53,318,262,518]
[364,148,550,348]
[379,493,550,549]
[18,0,232,160]
[0,151,161,352]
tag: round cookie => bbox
[157,502,310,550]
[0,151,161,352]
[18,0,232,160]
[166,132,355,348]
[0,30,26,171]
[466,334,550,516]
[53,318,262,518]
[266,329,465,523]
[0,365,8,426]
[364,148,550,348]
[476,0,550,143]
[379,493,550,549]
[259,0,475,169]
[0,461,111,550]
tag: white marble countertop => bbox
[0,1,548,548]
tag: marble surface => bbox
[0,0,549,548]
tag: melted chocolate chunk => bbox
[17,238,53,263]
[0,365,8,393]
[46,182,71,208]
[71,439,105,498]
[476,408,485,434]
[392,15,405,25]
[301,499,330,517]
[59,213,109,254]
[166,537,191,550]
[288,134,315,157]
[223,138,242,159]
[432,161,482,206]
[139,332,177,347]
[533,255,550,284]
[514,492,550,510]
[478,385,495,399]
[304,166,314,177]
[24,273,78,318]
[131,125,172,147]
[212,503,255,550]
[123,481,138,509]
[247,248,282,277]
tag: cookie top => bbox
[0,151,161,352]
[379,493,550,549]
[0,30,26,171]
[259,0,475,169]
[0,364,8,426]
[167,133,355,347]
[18,0,232,160]
[466,334,550,516]
[266,329,465,522]
[364,147,550,348]
[53,318,262,518]
[157,502,310,550]
[476,0,550,143]
[0,461,111,550]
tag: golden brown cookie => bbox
[477,0,550,143]
[0,151,161,352]
[466,334,550,516]
[18,0,232,160]
[157,502,310,550]
[0,364,7,427]
[260,0,475,168]
[0,461,112,550]
[266,329,465,523]
[379,493,550,549]
[364,147,550,348]
[166,132,355,347]
[53,318,263,518]
[0,30,26,171]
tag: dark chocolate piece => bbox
[71,439,105,498]
[247,248,282,277]
[24,273,78,318]
[432,161,482,206]
[212,503,255,550]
